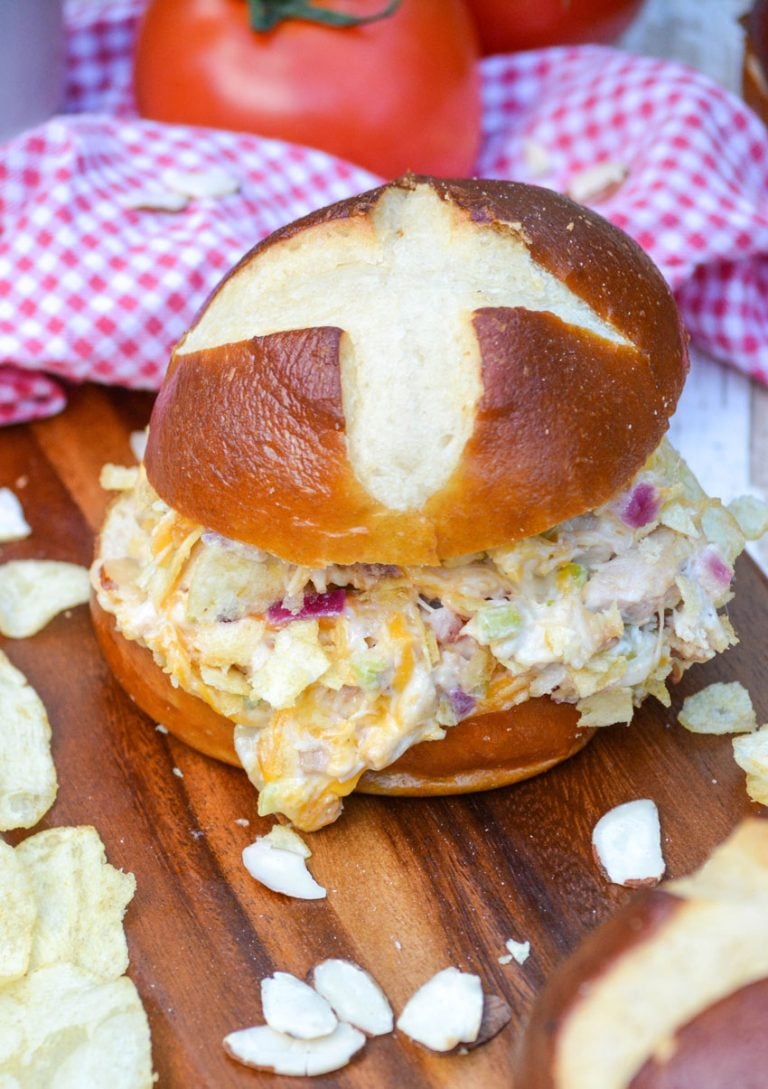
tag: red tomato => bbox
[465,0,644,55]
[134,0,482,179]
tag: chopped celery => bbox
[476,602,522,643]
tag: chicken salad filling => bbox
[92,440,763,830]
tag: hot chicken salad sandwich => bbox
[91,177,764,830]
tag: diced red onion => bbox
[617,482,661,529]
[449,688,476,718]
[696,547,733,595]
[267,589,346,626]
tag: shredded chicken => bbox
[93,439,750,830]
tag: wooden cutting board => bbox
[2,384,767,1088]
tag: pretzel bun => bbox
[516,819,768,1088]
[144,175,687,568]
[743,0,768,126]
[90,595,593,792]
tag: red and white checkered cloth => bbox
[1,0,767,424]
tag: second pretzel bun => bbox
[144,175,687,568]
[90,596,594,795]
[516,819,768,1088]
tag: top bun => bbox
[144,175,688,567]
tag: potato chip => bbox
[733,725,768,778]
[0,963,153,1089]
[727,494,768,541]
[700,505,746,565]
[576,687,634,728]
[0,488,31,543]
[658,501,699,538]
[15,827,136,982]
[746,773,768,806]
[678,682,757,735]
[0,561,90,639]
[0,652,57,830]
[99,465,139,492]
[0,840,36,985]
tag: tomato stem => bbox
[248,0,401,31]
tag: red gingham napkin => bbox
[1,0,767,424]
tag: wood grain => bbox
[1,384,767,1088]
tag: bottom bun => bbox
[91,597,594,795]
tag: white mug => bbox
[0,0,64,144]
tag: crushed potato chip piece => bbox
[0,560,90,638]
[16,826,136,981]
[0,840,36,984]
[0,963,153,1088]
[727,494,768,541]
[678,682,757,735]
[733,727,768,806]
[700,505,745,565]
[250,621,330,709]
[264,824,311,858]
[99,465,139,492]
[577,687,634,728]
[746,772,768,806]
[733,725,768,779]
[0,651,57,830]
[0,488,31,543]
[659,501,699,537]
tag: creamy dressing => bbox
[93,440,749,830]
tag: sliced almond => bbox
[311,959,393,1037]
[0,488,31,543]
[522,138,551,177]
[261,972,337,1040]
[567,161,628,204]
[396,967,483,1052]
[162,167,240,200]
[129,430,149,463]
[504,938,530,965]
[242,837,326,900]
[223,1022,365,1076]
[592,799,665,887]
[122,188,189,213]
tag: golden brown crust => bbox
[629,977,768,1089]
[146,328,441,566]
[425,307,667,553]
[515,891,683,1089]
[91,596,594,792]
[359,701,592,795]
[144,176,688,567]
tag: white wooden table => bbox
[620,0,768,573]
